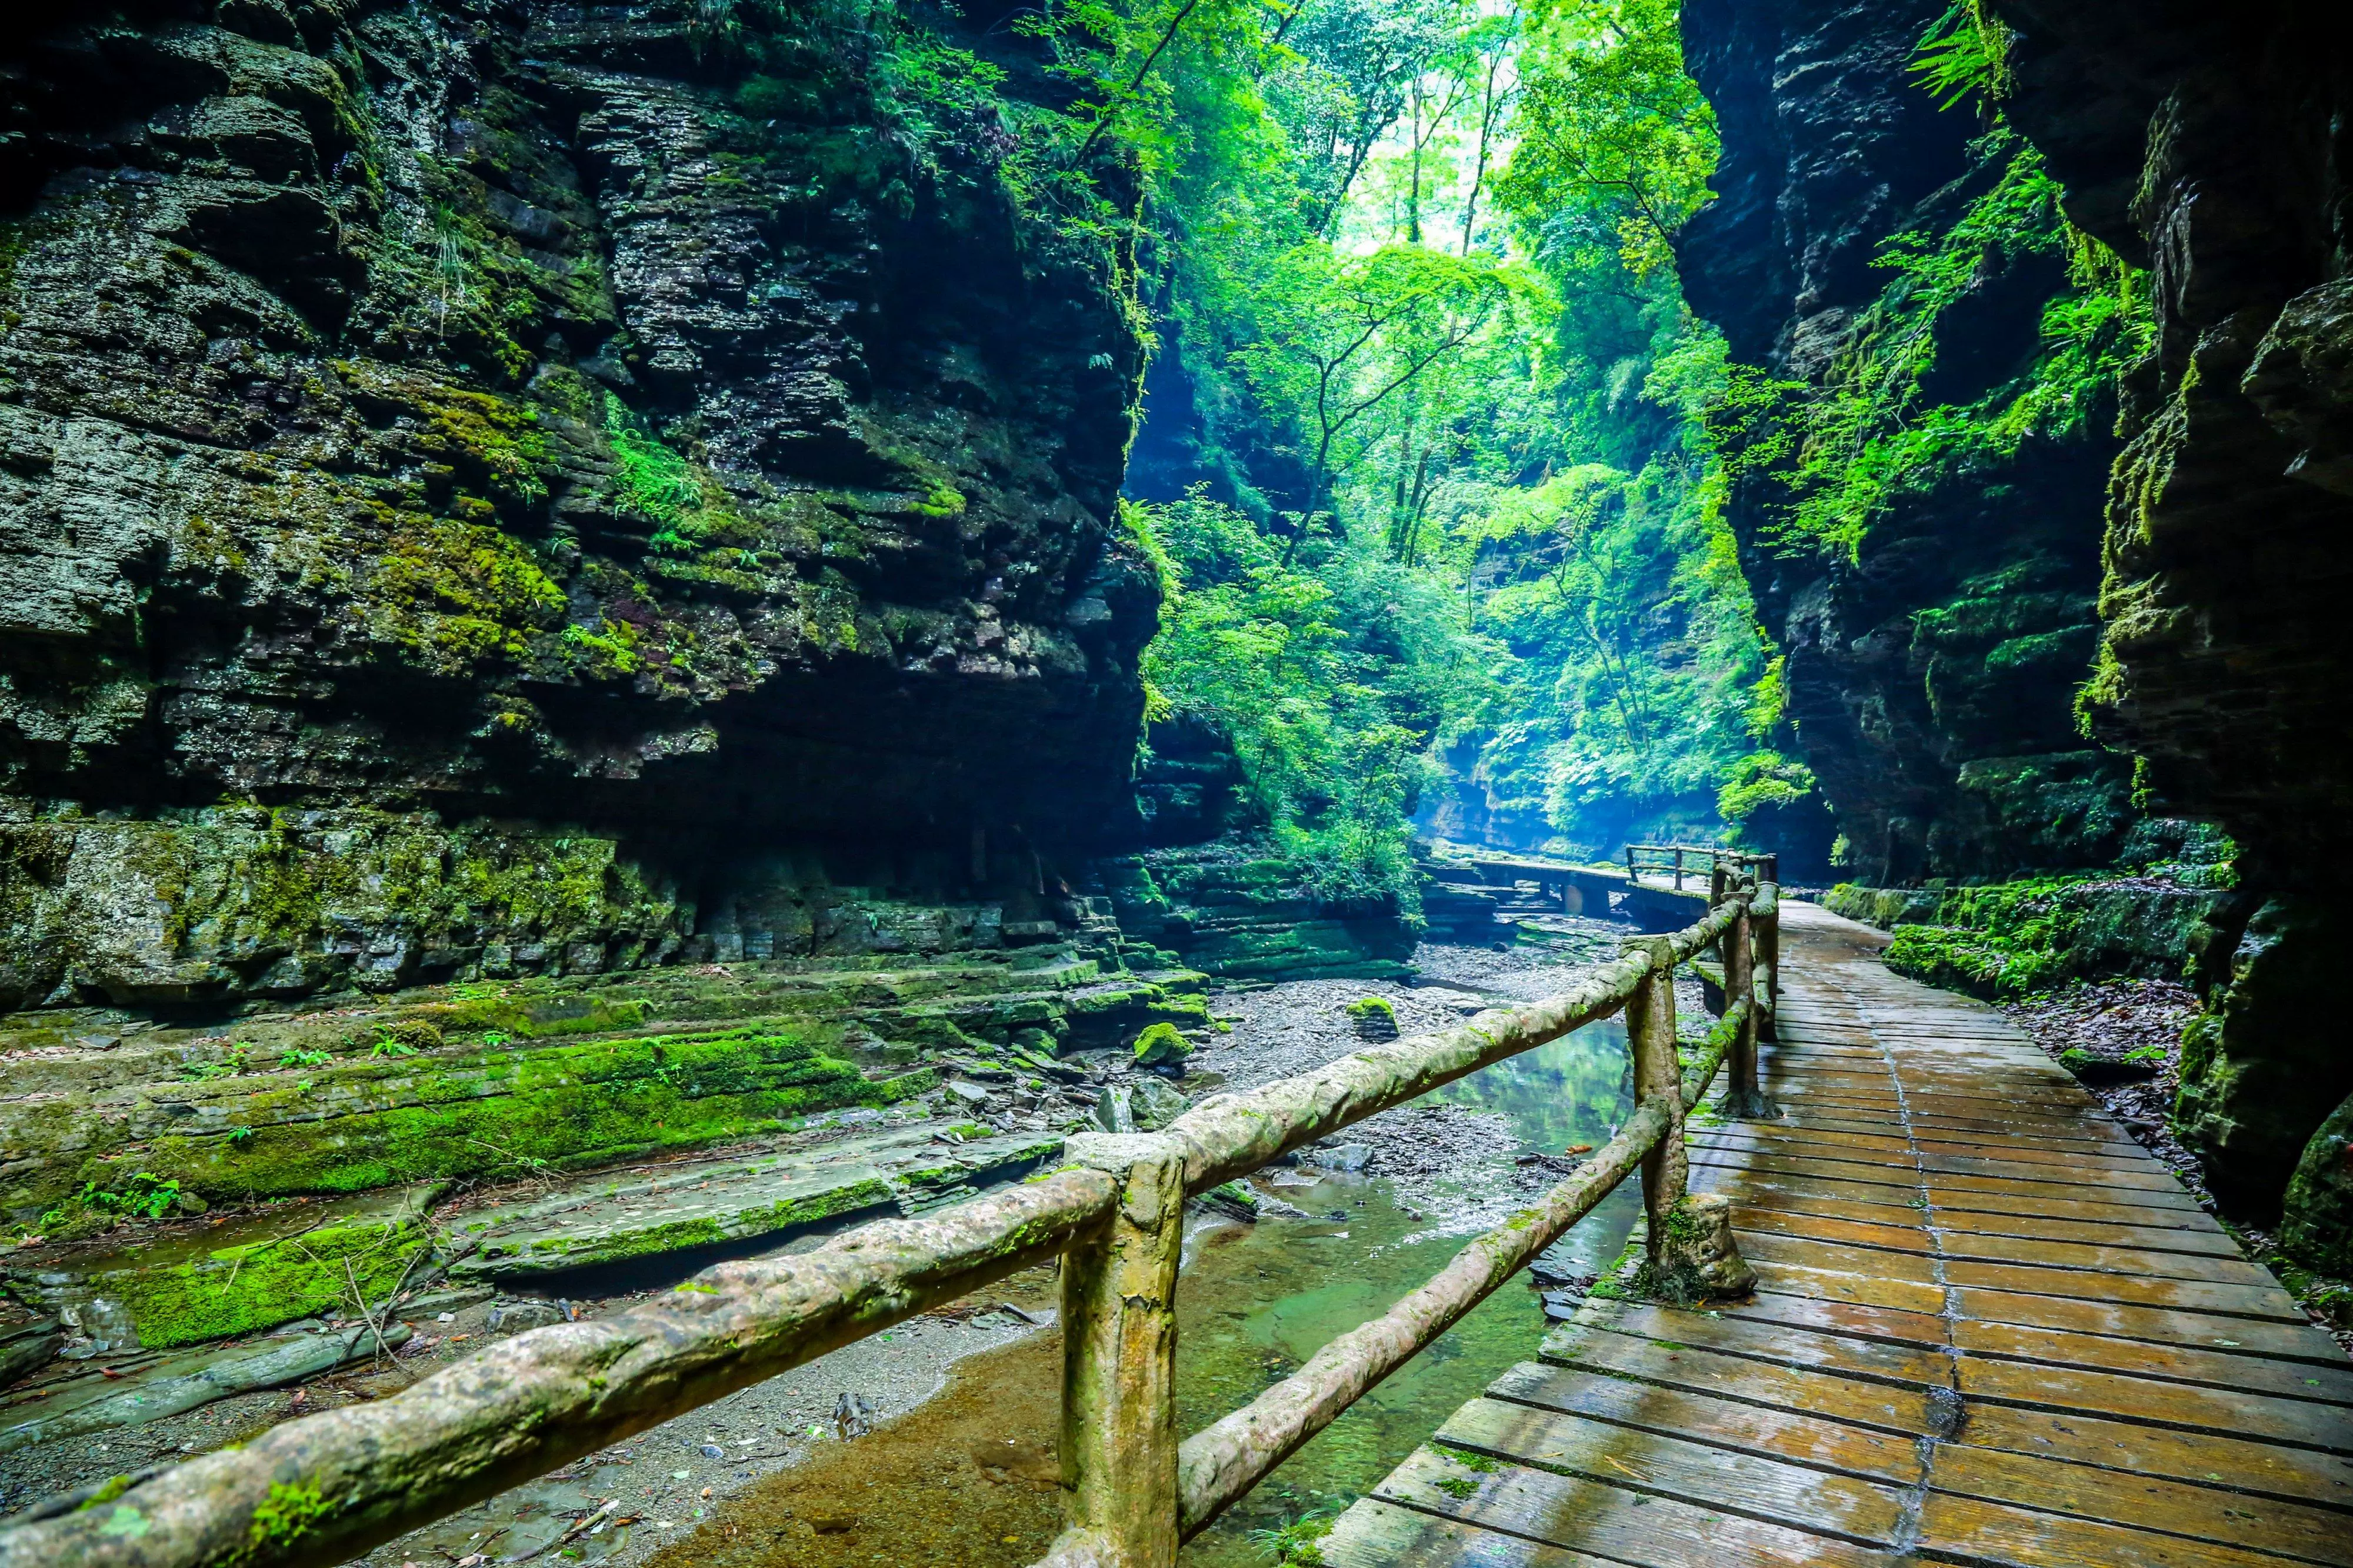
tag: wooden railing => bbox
[0,878,1782,1568]
[1624,841,1777,892]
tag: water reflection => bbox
[1174,1016,1637,1565]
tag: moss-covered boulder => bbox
[1131,1022,1192,1069]
[2177,899,2353,1218]
[2279,1092,2353,1277]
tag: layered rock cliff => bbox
[0,0,1158,1007]
[1977,0,2353,1255]
[1677,0,2133,886]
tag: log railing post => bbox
[1672,846,1685,890]
[1722,890,1777,1120]
[1754,880,1781,1039]
[1044,1132,1187,1568]
[1621,936,1688,1266]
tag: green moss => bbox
[76,1474,135,1512]
[246,1480,332,1554]
[1878,874,2222,999]
[359,511,566,674]
[15,1028,928,1212]
[1343,997,1396,1023]
[1131,1022,1192,1067]
[99,1213,425,1349]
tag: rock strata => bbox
[0,0,1155,1003]
[1678,0,2132,884]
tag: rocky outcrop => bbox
[1974,0,2353,1250]
[1677,0,2132,885]
[1094,840,1418,982]
[0,0,1156,1006]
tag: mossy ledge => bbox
[1,1024,928,1216]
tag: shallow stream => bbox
[644,1013,1641,1567]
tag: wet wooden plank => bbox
[1319,1497,1615,1568]
[1952,1319,2353,1399]
[1732,1229,1944,1284]
[1747,1258,1953,1316]
[1927,1230,2279,1285]
[1955,1402,2353,1509]
[1918,1488,2328,1568]
[1432,1399,1909,1544]
[1728,1206,1938,1254]
[1571,1300,1952,1388]
[1940,1259,2309,1321]
[1927,1208,2245,1257]
[1371,1446,1902,1566]
[1957,1355,2353,1450]
[1712,1290,1953,1352]
[1950,1287,2348,1360]
[1485,1362,1926,1484]
[1924,1186,2231,1230]
[1927,1440,2353,1564]
[1925,1170,2205,1211]
[1537,1325,1940,1435]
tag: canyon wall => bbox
[0,0,1157,1009]
[1981,0,2353,1261]
[1677,0,2132,888]
[1682,0,2353,1262]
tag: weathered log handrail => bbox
[0,876,1783,1568]
[1624,840,1777,892]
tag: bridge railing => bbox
[0,879,1783,1568]
[1624,841,1778,892]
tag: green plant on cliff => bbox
[1710,127,2153,562]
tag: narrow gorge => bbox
[1,2,2349,1565]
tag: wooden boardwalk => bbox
[1322,901,2353,1567]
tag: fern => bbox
[1911,1,2012,111]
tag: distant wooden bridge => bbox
[1442,845,1771,929]
[1321,902,2353,1567]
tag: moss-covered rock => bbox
[1,1023,928,1219]
[2176,899,2353,1219]
[1131,1022,1192,1069]
[2279,1093,2353,1276]
[0,0,1158,1006]
[1874,876,2225,1000]
[9,1186,438,1350]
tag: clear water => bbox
[624,1013,1642,1568]
[1174,1017,1637,1564]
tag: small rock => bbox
[946,1079,995,1107]
[1304,1142,1372,1173]
[1130,1022,1192,1069]
[834,1392,873,1440]
[699,1443,725,1459]
[487,1299,566,1334]
[1129,1076,1191,1130]
[1092,1085,1135,1135]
